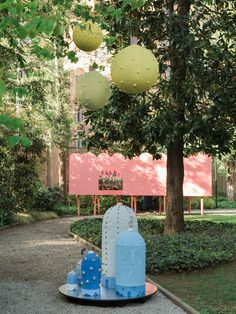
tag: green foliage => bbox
[218,198,236,208]
[85,0,236,158]
[184,196,236,209]
[0,130,45,225]
[70,218,103,247]
[154,261,236,314]
[55,205,77,216]
[70,218,236,273]
[0,0,77,225]
[184,197,215,209]
[31,184,64,212]
[16,211,58,225]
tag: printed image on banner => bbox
[98,170,123,190]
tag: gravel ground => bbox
[0,217,186,314]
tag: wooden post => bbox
[130,195,134,209]
[134,196,137,214]
[98,196,101,215]
[188,197,192,214]
[159,196,162,214]
[163,195,166,213]
[200,198,204,216]
[93,195,97,216]
[77,195,80,216]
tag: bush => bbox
[0,132,45,225]
[16,211,58,224]
[71,218,103,247]
[70,218,236,273]
[184,197,215,210]
[31,184,64,211]
[55,205,77,216]
[0,207,17,226]
[218,198,236,208]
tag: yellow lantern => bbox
[111,45,159,94]
[76,71,111,111]
[73,21,103,52]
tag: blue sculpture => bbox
[66,270,79,291]
[81,251,101,296]
[75,259,82,285]
[115,229,146,297]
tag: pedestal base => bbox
[59,282,157,307]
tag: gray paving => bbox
[0,217,186,314]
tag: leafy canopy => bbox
[83,0,236,158]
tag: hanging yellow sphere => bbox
[76,72,111,111]
[73,21,103,52]
[111,45,159,94]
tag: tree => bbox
[0,0,88,222]
[83,0,236,234]
[0,0,91,136]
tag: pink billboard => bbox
[69,153,212,197]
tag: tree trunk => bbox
[164,0,191,234]
[58,151,68,205]
[46,147,52,187]
[226,160,235,201]
[165,138,185,234]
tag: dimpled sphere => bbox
[111,45,159,94]
[76,71,111,111]
[73,21,103,52]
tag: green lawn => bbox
[147,214,236,314]
[141,214,236,224]
[151,261,236,314]
[186,215,236,224]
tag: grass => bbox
[55,205,95,216]
[151,261,236,314]
[16,211,58,224]
[140,214,236,224]
[145,214,236,313]
[186,215,236,224]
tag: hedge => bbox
[70,218,236,273]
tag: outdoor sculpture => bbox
[76,71,111,111]
[115,229,146,297]
[73,21,103,52]
[102,203,138,288]
[60,203,157,304]
[111,44,159,94]
[66,270,79,291]
[81,251,101,296]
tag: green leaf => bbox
[21,136,32,148]
[67,51,79,63]
[0,79,6,99]
[92,61,98,69]
[11,117,24,130]
[0,114,10,125]
[7,135,21,147]
[104,36,116,46]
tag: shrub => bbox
[31,184,64,211]
[16,211,58,224]
[55,205,77,216]
[70,218,236,273]
[0,132,45,225]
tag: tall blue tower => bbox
[115,229,146,297]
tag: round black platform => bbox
[59,282,158,306]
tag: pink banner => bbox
[69,153,212,196]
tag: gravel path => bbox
[0,217,186,314]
